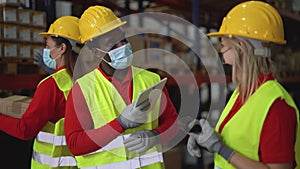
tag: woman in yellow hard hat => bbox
[0,16,81,169]
[64,5,179,169]
[187,1,299,169]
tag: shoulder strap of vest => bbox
[38,69,72,100]
[52,69,73,99]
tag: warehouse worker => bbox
[64,5,179,169]
[187,1,300,169]
[0,16,81,169]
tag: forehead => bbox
[46,36,56,46]
[87,28,125,49]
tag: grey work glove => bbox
[188,119,235,162]
[124,130,159,154]
[187,133,202,158]
[33,49,55,74]
[117,103,149,130]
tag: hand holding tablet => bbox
[134,77,167,111]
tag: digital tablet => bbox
[134,77,168,110]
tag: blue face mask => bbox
[95,43,133,69]
[42,48,61,70]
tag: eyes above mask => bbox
[94,43,133,69]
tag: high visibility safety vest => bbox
[214,80,300,169]
[31,69,78,169]
[75,66,165,169]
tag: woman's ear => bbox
[60,43,67,54]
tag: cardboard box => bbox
[31,11,46,28]
[31,28,45,43]
[18,44,31,59]
[0,6,17,22]
[3,42,17,57]
[0,0,20,6]
[3,23,17,40]
[18,9,31,25]
[0,95,32,118]
[18,26,31,41]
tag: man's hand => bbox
[117,103,149,130]
[188,119,235,161]
[124,130,159,154]
[187,135,202,157]
[33,49,55,74]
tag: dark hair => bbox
[52,36,79,76]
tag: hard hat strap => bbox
[94,47,108,54]
[254,48,271,58]
[236,36,271,57]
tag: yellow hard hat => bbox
[40,16,81,43]
[79,5,127,43]
[207,1,286,44]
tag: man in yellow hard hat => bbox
[64,5,179,169]
[187,1,299,169]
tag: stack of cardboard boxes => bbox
[0,94,32,118]
[0,0,46,74]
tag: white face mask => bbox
[95,43,133,69]
[42,48,62,70]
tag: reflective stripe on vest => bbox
[36,131,67,146]
[32,69,77,169]
[86,134,131,155]
[214,80,299,169]
[84,134,160,157]
[33,151,77,167]
[75,66,163,168]
[81,151,164,169]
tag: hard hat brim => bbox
[39,32,81,43]
[207,32,286,44]
[83,20,127,44]
[39,32,50,37]
[39,32,61,38]
[207,32,223,37]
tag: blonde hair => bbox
[224,37,277,103]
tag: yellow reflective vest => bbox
[31,68,77,169]
[75,66,165,169]
[214,80,299,169]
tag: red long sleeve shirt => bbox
[65,67,179,156]
[219,74,297,163]
[0,66,66,140]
